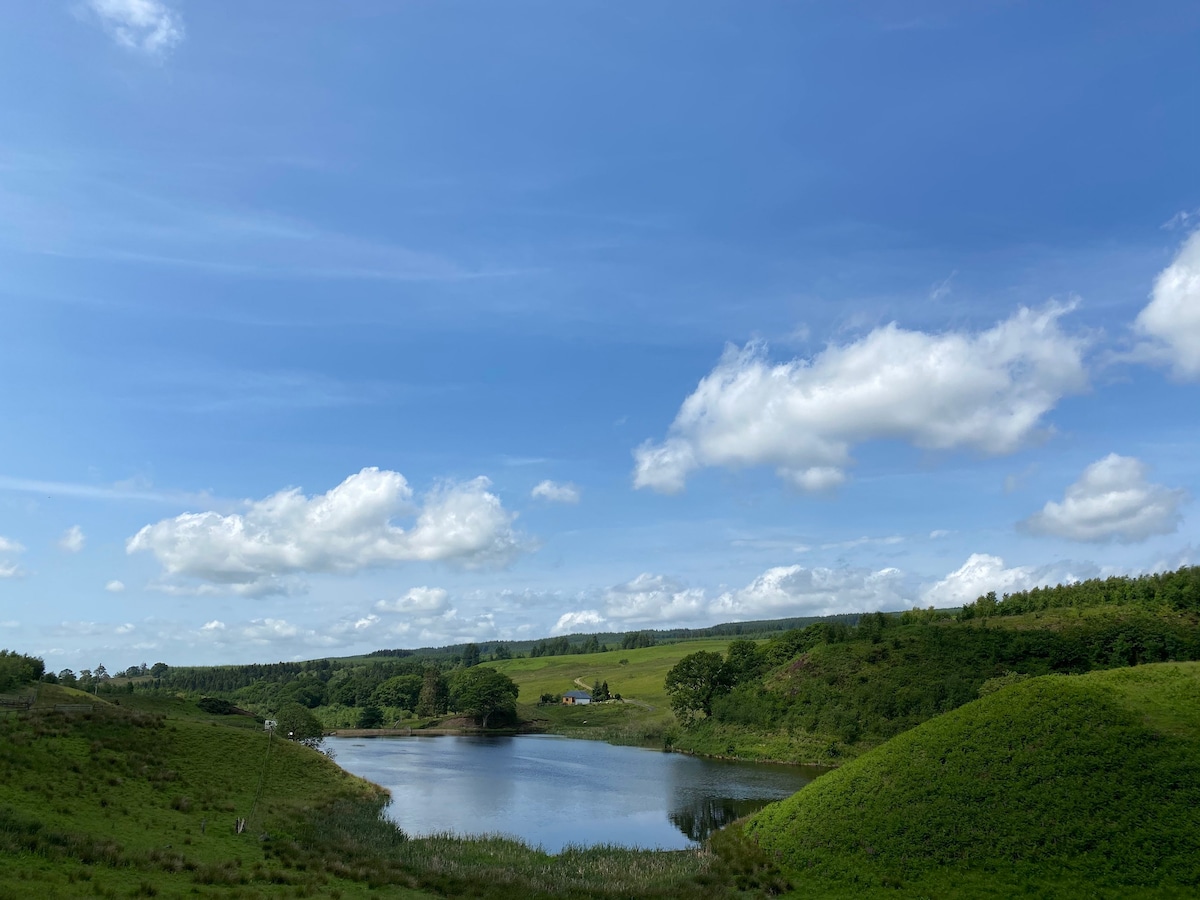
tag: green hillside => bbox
[0,683,737,898]
[667,578,1200,764]
[741,662,1200,898]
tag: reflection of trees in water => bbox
[668,795,768,842]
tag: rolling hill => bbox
[742,662,1200,898]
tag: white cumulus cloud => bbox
[1021,454,1186,543]
[1135,231,1200,379]
[531,480,581,504]
[634,303,1088,492]
[85,0,184,56]
[710,565,911,619]
[105,580,126,593]
[551,609,606,634]
[922,553,1098,607]
[602,573,707,624]
[127,467,528,594]
[375,586,450,614]
[59,525,86,553]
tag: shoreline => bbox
[328,722,836,769]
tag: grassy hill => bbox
[739,662,1200,898]
[0,683,741,898]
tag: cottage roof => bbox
[563,690,592,699]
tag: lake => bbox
[328,733,820,853]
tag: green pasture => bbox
[487,638,733,707]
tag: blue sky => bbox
[2,1,1199,669]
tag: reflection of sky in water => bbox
[328,734,820,853]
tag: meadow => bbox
[0,682,768,898]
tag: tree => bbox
[58,668,77,688]
[372,674,422,710]
[357,704,384,728]
[449,667,519,728]
[722,639,764,685]
[150,662,169,678]
[416,667,448,716]
[277,674,327,709]
[664,651,730,723]
[276,702,324,750]
[0,651,45,691]
[461,643,481,667]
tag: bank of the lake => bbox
[328,732,819,853]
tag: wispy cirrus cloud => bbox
[0,537,27,579]
[0,475,217,507]
[531,480,581,504]
[83,0,184,57]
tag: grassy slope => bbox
[489,639,731,745]
[0,685,737,899]
[0,686,406,898]
[741,661,1200,899]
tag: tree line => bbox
[665,572,1200,750]
[959,565,1200,619]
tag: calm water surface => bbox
[328,734,820,853]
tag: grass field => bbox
[0,682,751,898]
[484,639,735,749]
[487,638,733,707]
[741,661,1200,898]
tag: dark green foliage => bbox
[275,702,323,748]
[621,631,658,650]
[959,564,1200,619]
[746,663,1200,895]
[196,696,234,715]
[370,673,422,710]
[0,650,44,692]
[700,602,1200,752]
[665,651,731,722]
[416,666,449,716]
[356,704,384,729]
[274,674,327,709]
[461,643,481,667]
[449,667,519,728]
